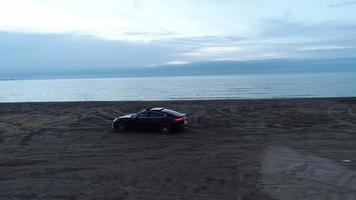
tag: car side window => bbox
[137,112,148,118]
[148,111,165,118]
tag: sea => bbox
[0,73,356,102]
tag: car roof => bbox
[148,107,165,111]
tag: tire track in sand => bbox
[349,108,355,118]
[261,146,356,200]
[328,105,356,128]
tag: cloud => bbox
[299,46,353,52]
[169,19,356,61]
[2,16,356,70]
[0,0,242,42]
[258,19,356,47]
[184,46,242,56]
[329,0,356,8]
[1,1,356,73]
[1,0,356,43]
[0,31,179,71]
[165,60,191,65]
[0,1,129,39]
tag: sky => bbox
[0,0,356,76]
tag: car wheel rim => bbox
[119,124,125,130]
[161,125,169,133]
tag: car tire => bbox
[159,123,171,134]
[114,122,127,132]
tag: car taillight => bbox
[174,115,186,122]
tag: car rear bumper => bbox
[173,120,188,129]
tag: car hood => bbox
[118,113,136,119]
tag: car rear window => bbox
[162,109,182,116]
[149,112,165,118]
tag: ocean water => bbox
[0,73,356,102]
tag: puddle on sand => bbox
[260,146,356,200]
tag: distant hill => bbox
[99,58,356,77]
[3,58,356,79]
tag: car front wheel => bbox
[114,122,127,132]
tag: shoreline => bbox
[1,96,356,104]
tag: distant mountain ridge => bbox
[98,58,356,78]
[3,58,356,79]
[139,58,356,76]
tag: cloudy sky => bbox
[0,0,356,74]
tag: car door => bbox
[146,111,167,128]
[135,111,150,128]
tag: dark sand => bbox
[0,98,356,200]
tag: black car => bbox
[112,108,188,134]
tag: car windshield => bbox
[137,112,149,118]
[162,109,182,116]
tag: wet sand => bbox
[0,98,356,200]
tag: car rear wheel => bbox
[115,122,127,132]
[159,123,171,134]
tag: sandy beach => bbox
[0,98,356,200]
